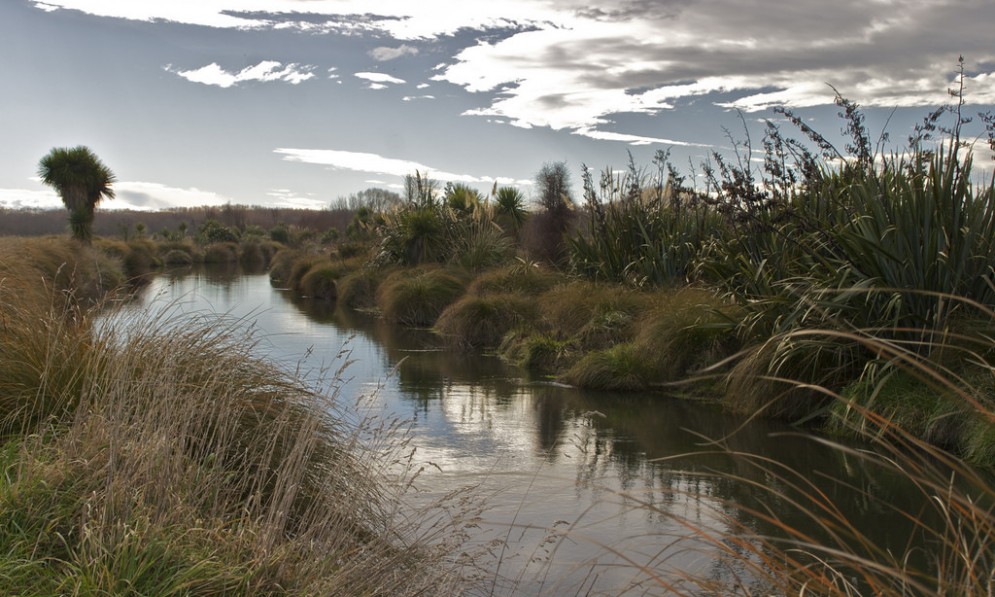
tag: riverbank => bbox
[0,237,475,595]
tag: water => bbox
[115,265,927,595]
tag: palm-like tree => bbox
[38,146,115,244]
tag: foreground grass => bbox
[0,237,476,595]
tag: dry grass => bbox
[0,237,484,595]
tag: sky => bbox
[1,0,994,211]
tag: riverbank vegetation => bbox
[5,72,995,594]
[0,237,478,594]
[268,93,995,466]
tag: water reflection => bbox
[118,267,929,595]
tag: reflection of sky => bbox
[112,267,921,595]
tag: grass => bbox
[633,287,740,384]
[653,325,995,596]
[0,237,482,595]
[337,266,390,311]
[376,266,468,326]
[539,281,651,350]
[561,343,651,391]
[435,292,539,350]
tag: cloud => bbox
[354,72,406,85]
[35,1,995,142]
[274,148,531,186]
[113,182,233,210]
[572,127,709,147]
[168,61,314,88]
[0,187,61,210]
[0,181,235,211]
[370,44,419,61]
[265,189,328,209]
[402,95,435,101]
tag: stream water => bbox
[114,265,927,595]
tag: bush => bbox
[197,219,240,244]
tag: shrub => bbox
[197,219,240,244]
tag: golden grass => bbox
[0,237,482,595]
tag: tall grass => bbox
[652,321,995,596]
[0,238,481,595]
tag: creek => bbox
[115,265,927,595]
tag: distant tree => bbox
[331,187,403,212]
[38,146,116,244]
[526,162,576,265]
[535,161,574,214]
[198,219,240,244]
[404,171,437,207]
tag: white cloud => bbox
[402,95,435,101]
[34,1,995,144]
[113,182,233,210]
[573,127,708,147]
[354,72,406,85]
[0,181,235,211]
[168,61,314,88]
[0,187,61,210]
[274,147,531,185]
[370,45,419,61]
[266,189,327,209]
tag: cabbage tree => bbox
[38,146,115,244]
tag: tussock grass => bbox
[202,241,239,264]
[652,323,995,595]
[267,248,304,287]
[337,267,390,311]
[435,293,540,350]
[632,287,740,384]
[377,266,467,326]
[500,333,574,375]
[299,262,344,301]
[0,240,481,594]
[467,263,564,297]
[297,257,364,301]
[562,343,651,391]
[540,281,651,349]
